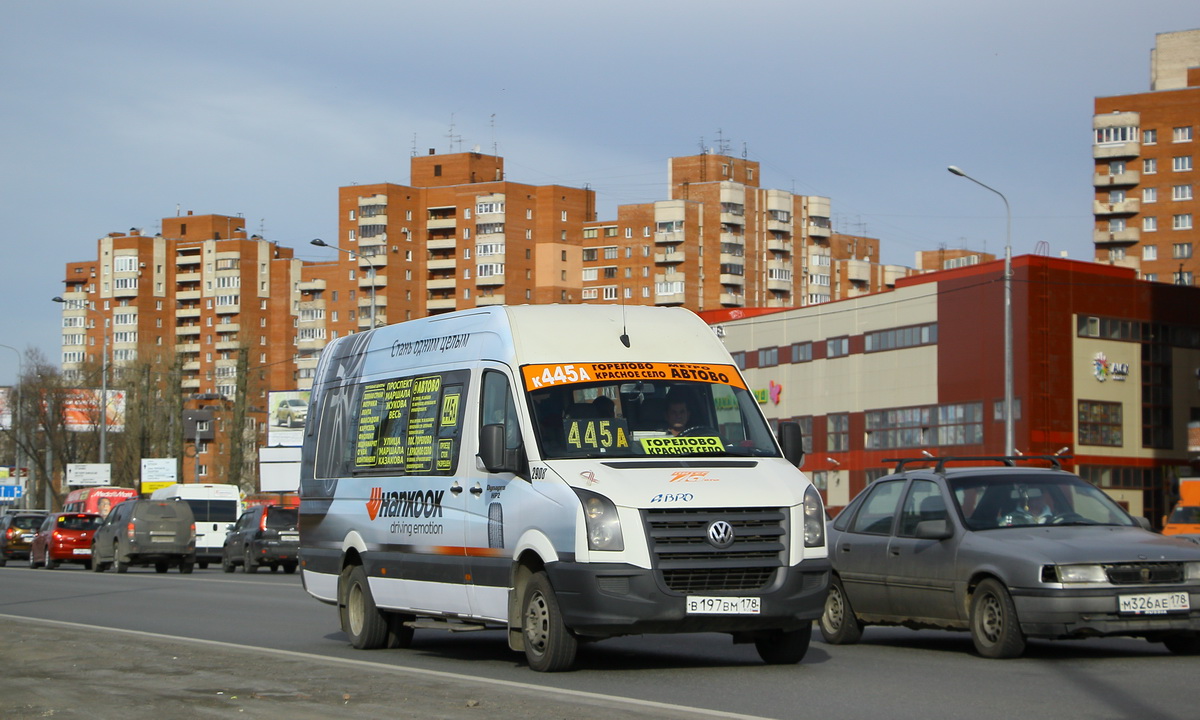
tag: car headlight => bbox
[1051,564,1108,584]
[574,488,623,552]
[803,484,825,548]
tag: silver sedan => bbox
[820,460,1200,658]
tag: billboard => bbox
[267,390,310,448]
[62,388,126,432]
[66,463,112,487]
[0,387,10,430]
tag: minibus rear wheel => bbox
[341,564,388,649]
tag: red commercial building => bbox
[710,255,1200,525]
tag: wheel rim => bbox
[523,591,550,655]
[348,583,365,636]
[824,586,845,631]
[977,592,1003,645]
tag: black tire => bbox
[819,575,863,644]
[155,561,169,573]
[1162,634,1200,655]
[340,565,389,650]
[82,560,92,570]
[221,551,236,573]
[0,556,8,568]
[755,624,812,664]
[45,557,58,570]
[385,612,416,649]
[521,571,577,672]
[244,547,259,574]
[114,543,128,574]
[28,551,39,569]
[180,558,195,574]
[198,561,208,570]
[282,562,298,574]
[970,578,1025,658]
[91,545,106,572]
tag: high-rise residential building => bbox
[58,213,302,483]
[1093,28,1200,285]
[576,153,910,311]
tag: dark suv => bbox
[221,505,299,573]
[92,500,196,573]
[0,511,48,566]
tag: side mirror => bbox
[1134,515,1152,531]
[777,421,805,467]
[479,423,508,473]
[914,519,953,540]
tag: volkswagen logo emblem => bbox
[707,520,735,549]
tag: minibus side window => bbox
[481,370,521,450]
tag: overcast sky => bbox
[2,1,1197,384]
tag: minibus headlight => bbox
[574,488,624,552]
[803,485,825,548]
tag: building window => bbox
[791,341,812,363]
[1173,156,1193,172]
[826,337,849,358]
[1095,126,1138,144]
[758,347,778,368]
[827,414,849,452]
[1144,158,1158,174]
[730,351,745,370]
[1143,245,1158,261]
[1143,187,1157,203]
[1144,217,1158,232]
[1173,184,1193,201]
[1173,126,1193,143]
[1173,242,1193,259]
[1143,129,1157,145]
[1109,218,1126,233]
[1078,400,1122,447]
[1174,215,1194,231]
[864,324,937,352]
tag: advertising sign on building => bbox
[60,388,126,432]
[267,390,310,448]
[140,458,177,494]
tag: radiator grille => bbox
[644,507,786,593]
[1105,562,1185,585]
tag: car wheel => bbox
[113,543,128,574]
[180,557,195,574]
[282,562,298,574]
[45,557,58,570]
[1162,634,1200,655]
[28,551,39,569]
[244,547,259,573]
[91,545,106,572]
[340,564,389,649]
[819,576,864,644]
[385,612,415,649]
[970,578,1025,658]
[198,561,209,570]
[155,561,169,573]
[0,556,8,568]
[754,624,812,664]
[221,551,235,573]
[521,571,578,672]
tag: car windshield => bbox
[951,473,1137,530]
[1168,506,1200,524]
[522,362,781,460]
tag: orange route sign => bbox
[521,362,746,391]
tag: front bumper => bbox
[1012,586,1200,638]
[546,558,831,638]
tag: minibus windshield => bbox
[522,362,781,459]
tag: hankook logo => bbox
[707,520,735,549]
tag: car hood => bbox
[970,525,1200,564]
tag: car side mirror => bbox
[1134,516,1152,531]
[777,421,805,467]
[914,519,953,540]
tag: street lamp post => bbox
[311,238,378,329]
[52,296,108,464]
[947,166,1014,456]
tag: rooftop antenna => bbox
[411,133,418,157]
[490,113,498,156]
[447,113,462,153]
[715,128,730,156]
[619,287,630,348]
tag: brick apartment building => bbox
[1093,28,1200,286]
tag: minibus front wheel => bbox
[521,571,578,672]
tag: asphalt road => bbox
[3,565,1200,719]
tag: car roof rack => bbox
[882,455,1070,474]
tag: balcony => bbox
[654,290,685,305]
[766,218,792,233]
[426,237,456,250]
[719,292,745,306]
[175,307,201,319]
[426,217,457,230]
[767,237,792,253]
[176,271,201,283]
[427,297,457,311]
[844,259,870,283]
[298,279,326,293]
[654,231,684,245]
[476,294,505,306]
[427,258,456,270]
[719,253,745,266]
[766,297,793,308]
[180,378,201,389]
[182,361,200,372]
[176,290,200,300]
[767,278,792,292]
[808,223,832,239]
[176,343,200,354]
[427,277,456,290]
[1093,142,1139,159]
[358,295,387,309]
[655,249,686,264]
[175,326,200,336]
[215,304,240,315]
[175,254,201,266]
[358,275,387,290]
[216,340,241,351]
[1094,170,1140,187]
[476,273,505,287]
[1093,199,1141,216]
[1093,228,1141,244]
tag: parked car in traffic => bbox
[819,455,1200,657]
[29,512,103,569]
[91,500,196,574]
[274,398,308,427]
[221,504,299,574]
[0,510,48,566]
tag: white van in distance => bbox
[149,483,242,569]
[298,305,829,671]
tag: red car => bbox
[29,513,103,569]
